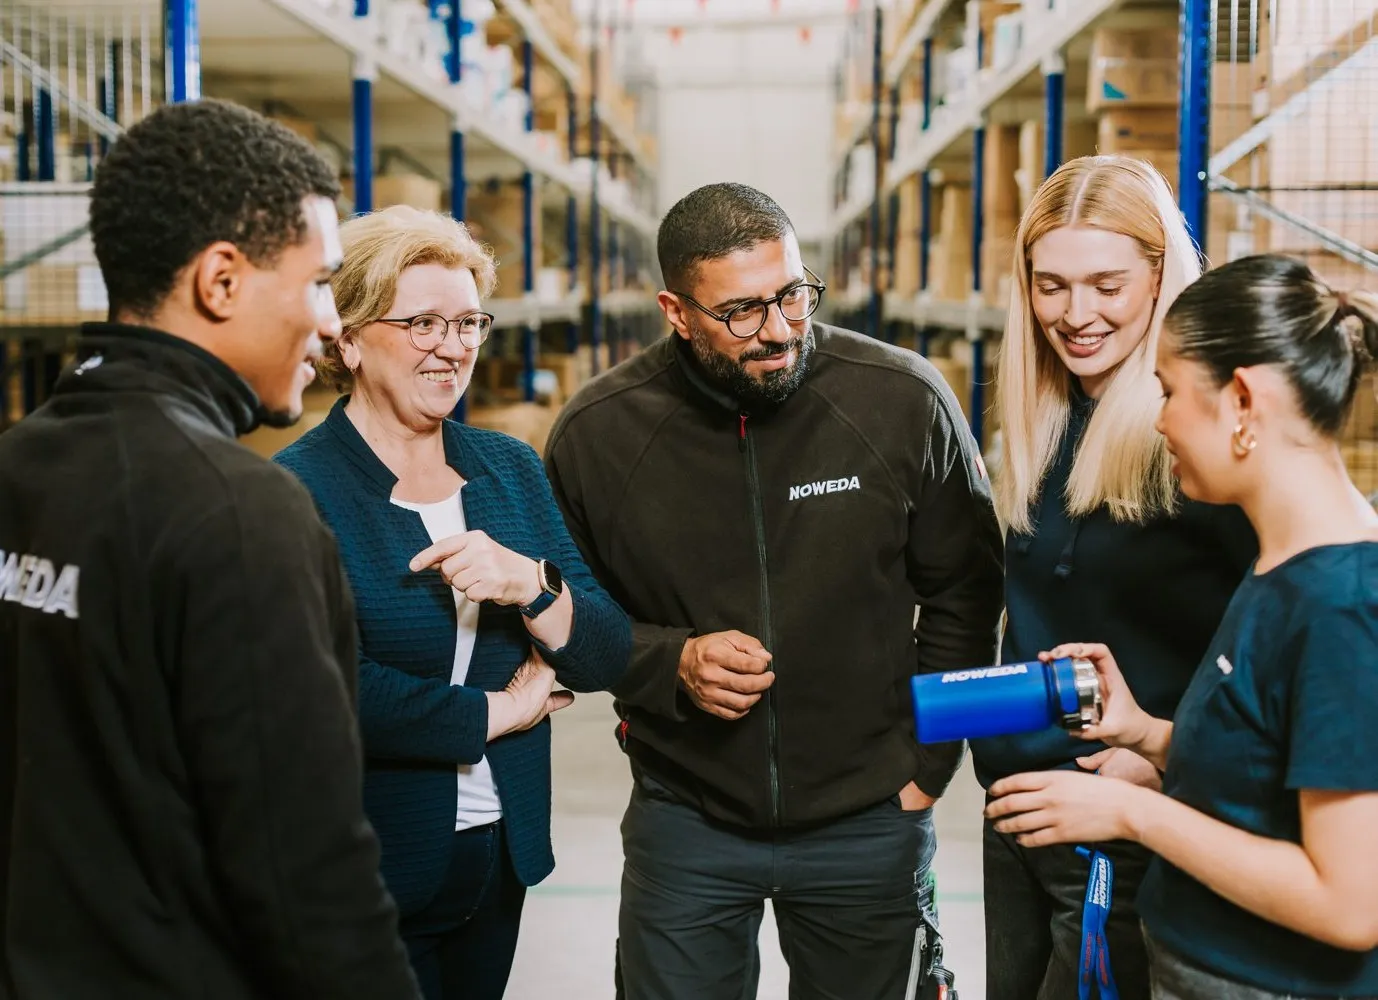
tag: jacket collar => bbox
[670,335,742,413]
[320,394,489,498]
[57,322,263,437]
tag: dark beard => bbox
[688,320,815,411]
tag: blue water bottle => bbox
[911,657,1102,743]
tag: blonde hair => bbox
[318,204,498,392]
[994,155,1202,534]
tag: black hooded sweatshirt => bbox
[0,324,419,999]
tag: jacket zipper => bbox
[739,412,781,826]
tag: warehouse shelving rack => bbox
[823,0,1378,466]
[0,0,661,428]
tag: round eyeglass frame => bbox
[671,265,827,339]
[378,311,495,352]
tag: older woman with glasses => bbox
[274,205,631,1000]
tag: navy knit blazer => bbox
[275,397,631,913]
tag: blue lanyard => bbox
[1075,846,1119,1000]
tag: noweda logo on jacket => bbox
[788,476,861,501]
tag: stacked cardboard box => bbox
[892,176,923,297]
[930,184,973,302]
[467,180,541,299]
[980,125,1021,308]
[365,174,445,213]
[1086,26,1179,113]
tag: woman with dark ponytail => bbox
[986,253,1378,999]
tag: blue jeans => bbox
[616,769,937,1000]
[398,822,526,1000]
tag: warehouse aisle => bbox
[507,692,989,1000]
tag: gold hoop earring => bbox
[1231,423,1257,458]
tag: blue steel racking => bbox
[0,0,661,424]
[824,0,1223,451]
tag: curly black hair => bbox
[89,97,341,318]
[657,182,794,293]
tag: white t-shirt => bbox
[390,488,503,831]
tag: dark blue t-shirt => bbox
[1137,541,1378,995]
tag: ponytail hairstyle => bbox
[1162,253,1378,437]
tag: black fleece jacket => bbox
[544,326,1004,830]
[0,325,419,999]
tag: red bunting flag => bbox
[771,0,782,11]
[799,25,812,44]
[668,25,683,44]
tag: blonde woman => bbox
[274,206,631,1000]
[974,157,1258,999]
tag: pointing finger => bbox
[410,532,475,572]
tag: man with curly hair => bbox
[0,99,421,999]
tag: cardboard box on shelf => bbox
[1086,27,1179,112]
[468,181,543,298]
[930,183,974,301]
[980,236,1017,309]
[373,174,443,212]
[1349,373,1378,441]
[1342,440,1378,497]
[1123,149,1179,191]
[1017,120,1044,212]
[1097,109,1179,152]
[983,124,1021,233]
[1065,120,1099,160]
[929,240,971,302]
[268,115,318,143]
[972,2,1022,67]
[897,175,922,234]
[893,237,922,297]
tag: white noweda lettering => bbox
[20,558,55,609]
[787,475,863,502]
[1091,857,1110,907]
[939,664,1030,683]
[0,549,81,619]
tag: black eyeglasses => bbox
[378,311,494,351]
[672,265,827,339]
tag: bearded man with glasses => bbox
[544,182,1005,999]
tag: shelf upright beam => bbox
[918,34,932,340]
[164,0,201,103]
[443,0,468,421]
[970,111,987,449]
[589,4,603,375]
[36,88,54,181]
[351,1,375,216]
[521,37,536,402]
[1043,50,1065,179]
[867,0,884,340]
[1178,0,1212,252]
[885,75,901,343]
[565,82,579,355]
[448,0,466,222]
[608,154,620,293]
